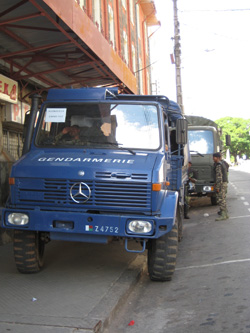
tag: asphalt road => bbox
[107,167,250,333]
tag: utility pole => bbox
[173,0,184,113]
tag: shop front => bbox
[0,74,30,243]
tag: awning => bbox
[0,0,138,102]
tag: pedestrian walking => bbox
[213,152,229,221]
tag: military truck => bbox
[186,115,229,205]
[1,88,188,281]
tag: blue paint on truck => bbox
[2,88,188,281]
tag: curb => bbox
[92,254,147,333]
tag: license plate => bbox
[85,224,119,234]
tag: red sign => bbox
[0,74,18,104]
[5,102,30,124]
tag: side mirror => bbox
[176,118,188,144]
[226,134,231,146]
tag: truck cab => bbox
[186,115,223,205]
[2,88,188,281]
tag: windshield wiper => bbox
[87,141,136,155]
[190,150,204,157]
[102,142,136,155]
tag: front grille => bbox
[95,171,148,180]
[16,178,151,211]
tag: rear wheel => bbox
[148,215,178,281]
[13,230,45,274]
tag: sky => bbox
[150,0,250,121]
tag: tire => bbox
[148,215,178,281]
[13,230,45,274]
[211,195,217,206]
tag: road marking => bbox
[176,258,250,271]
[241,197,245,200]
[243,202,249,206]
[248,208,250,212]
[229,214,250,219]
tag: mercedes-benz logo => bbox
[70,182,91,203]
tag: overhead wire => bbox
[179,8,250,13]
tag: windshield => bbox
[188,130,214,154]
[36,103,160,150]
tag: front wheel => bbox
[211,195,217,205]
[13,230,45,274]
[177,207,183,242]
[147,216,178,281]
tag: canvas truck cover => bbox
[185,115,218,130]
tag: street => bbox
[1,166,250,332]
[107,166,250,332]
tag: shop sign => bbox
[5,101,30,124]
[0,74,18,103]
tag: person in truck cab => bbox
[55,125,80,142]
[56,122,110,145]
[62,125,80,140]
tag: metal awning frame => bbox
[0,0,133,103]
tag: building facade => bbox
[0,0,160,240]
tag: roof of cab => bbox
[46,87,183,120]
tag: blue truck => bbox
[1,88,188,281]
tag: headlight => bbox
[203,186,213,192]
[7,213,29,225]
[127,220,153,234]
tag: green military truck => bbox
[186,115,229,205]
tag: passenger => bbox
[213,152,229,221]
[79,122,109,142]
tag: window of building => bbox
[132,43,136,73]
[144,22,148,55]
[93,0,101,30]
[147,70,150,94]
[121,0,127,10]
[3,128,23,160]
[139,58,143,94]
[76,0,86,9]
[129,0,134,25]
[108,4,115,49]
[123,29,129,64]
[136,4,140,39]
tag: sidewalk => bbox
[0,240,146,332]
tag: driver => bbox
[61,125,80,140]
[55,125,80,142]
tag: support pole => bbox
[173,0,183,114]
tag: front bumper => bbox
[2,206,175,243]
[191,183,215,195]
